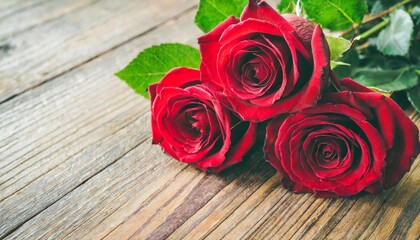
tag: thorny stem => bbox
[339,0,413,37]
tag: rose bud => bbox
[264,78,420,197]
[149,67,257,173]
[198,0,330,122]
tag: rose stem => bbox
[330,70,342,92]
[357,18,390,40]
[339,0,412,37]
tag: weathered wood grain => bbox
[0,1,198,194]
[0,0,197,103]
[0,9,201,239]
[0,0,419,239]
[324,160,419,239]
[0,0,47,19]
[0,0,97,40]
[4,120,419,240]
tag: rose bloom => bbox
[198,0,330,122]
[149,67,257,173]
[264,78,420,197]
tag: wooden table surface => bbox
[0,1,419,239]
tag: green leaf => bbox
[331,60,350,69]
[377,9,414,56]
[278,0,297,13]
[354,67,419,92]
[326,35,352,60]
[334,47,359,79]
[115,43,201,99]
[384,59,409,69]
[370,1,385,14]
[411,6,420,26]
[300,0,367,31]
[195,0,247,33]
[407,84,420,112]
[379,0,399,8]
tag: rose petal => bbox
[209,121,258,173]
[199,16,240,89]
[264,114,289,175]
[382,98,420,188]
[290,25,330,112]
[282,14,315,51]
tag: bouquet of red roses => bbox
[117,0,419,197]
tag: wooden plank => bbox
[5,129,419,239]
[288,162,419,240]
[0,0,47,19]
[0,0,97,40]
[0,0,197,103]
[1,0,418,238]
[345,168,419,240]
[0,0,197,193]
[173,158,420,240]
[0,9,201,238]
[102,153,275,240]
[169,173,286,240]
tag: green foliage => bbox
[377,9,414,56]
[407,84,420,112]
[277,0,297,13]
[411,6,420,26]
[330,61,350,69]
[354,67,419,92]
[300,0,367,31]
[333,48,360,78]
[370,1,385,14]
[332,0,418,111]
[195,0,247,33]
[115,44,201,99]
[379,0,399,8]
[326,35,352,61]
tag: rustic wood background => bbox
[0,0,419,239]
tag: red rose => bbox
[149,67,257,173]
[198,0,330,122]
[264,78,420,197]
